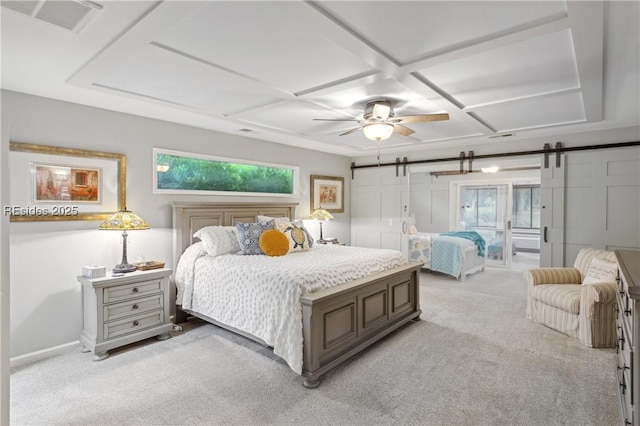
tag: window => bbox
[462,187,497,228]
[153,148,298,196]
[513,185,540,229]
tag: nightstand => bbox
[78,268,173,361]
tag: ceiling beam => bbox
[566,1,604,122]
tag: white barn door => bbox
[351,166,409,253]
[539,154,566,267]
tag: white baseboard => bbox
[10,341,80,368]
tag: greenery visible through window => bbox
[462,187,497,228]
[154,149,296,195]
[513,185,540,229]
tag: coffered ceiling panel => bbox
[94,45,283,116]
[2,1,638,157]
[473,92,585,132]
[153,1,376,95]
[416,29,580,108]
[314,1,568,64]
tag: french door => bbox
[456,183,513,268]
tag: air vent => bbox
[2,0,102,33]
[489,133,515,139]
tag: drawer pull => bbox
[620,382,626,394]
[133,320,139,326]
[625,308,632,316]
[619,336,625,351]
[132,304,139,310]
[132,287,139,293]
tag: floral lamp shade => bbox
[310,208,334,243]
[98,209,150,230]
[310,209,334,222]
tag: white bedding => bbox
[175,243,407,375]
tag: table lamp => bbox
[98,208,150,273]
[310,208,334,243]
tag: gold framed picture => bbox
[310,175,344,213]
[8,142,126,222]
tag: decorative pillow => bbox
[235,221,274,255]
[259,229,289,257]
[274,221,311,252]
[259,215,314,248]
[294,220,315,248]
[582,258,618,284]
[193,226,240,256]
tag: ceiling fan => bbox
[314,100,449,141]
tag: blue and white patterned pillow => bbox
[235,221,274,255]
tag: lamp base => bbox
[113,263,137,273]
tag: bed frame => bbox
[172,202,422,388]
[409,233,485,281]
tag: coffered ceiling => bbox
[2,1,639,157]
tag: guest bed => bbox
[408,232,485,281]
[172,202,422,388]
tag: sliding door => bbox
[458,184,513,268]
[539,155,565,267]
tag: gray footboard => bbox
[300,262,422,388]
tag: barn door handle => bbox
[543,227,548,243]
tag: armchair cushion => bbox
[531,284,582,314]
[525,267,582,286]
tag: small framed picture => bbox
[310,175,344,213]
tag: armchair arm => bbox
[581,282,618,322]
[525,268,582,286]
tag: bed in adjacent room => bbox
[172,202,422,388]
[408,231,486,281]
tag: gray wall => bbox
[3,90,352,360]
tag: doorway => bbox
[454,181,541,271]
[457,183,513,268]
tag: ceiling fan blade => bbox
[313,118,360,122]
[394,124,415,136]
[392,113,449,124]
[339,127,363,136]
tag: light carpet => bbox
[11,267,619,425]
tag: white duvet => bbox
[175,243,406,374]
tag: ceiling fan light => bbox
[363,123,394,141]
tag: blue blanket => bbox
[440,231,486,257]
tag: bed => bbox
[408,232,485,281]
[172,202,422,388]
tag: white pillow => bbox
[257,215,290,224]
[582,257,618,284]
[193,226,240,256]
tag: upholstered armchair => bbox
[525,248,619,348]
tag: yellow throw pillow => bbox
[259,229,289,257]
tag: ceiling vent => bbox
[489,133,516,139]
[2,0,102,33]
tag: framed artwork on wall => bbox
[310,175,344,213]
[8,142,126,222]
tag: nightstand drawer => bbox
[103,294,164,322]
[104,279,162,303]
[104,310,164,340]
